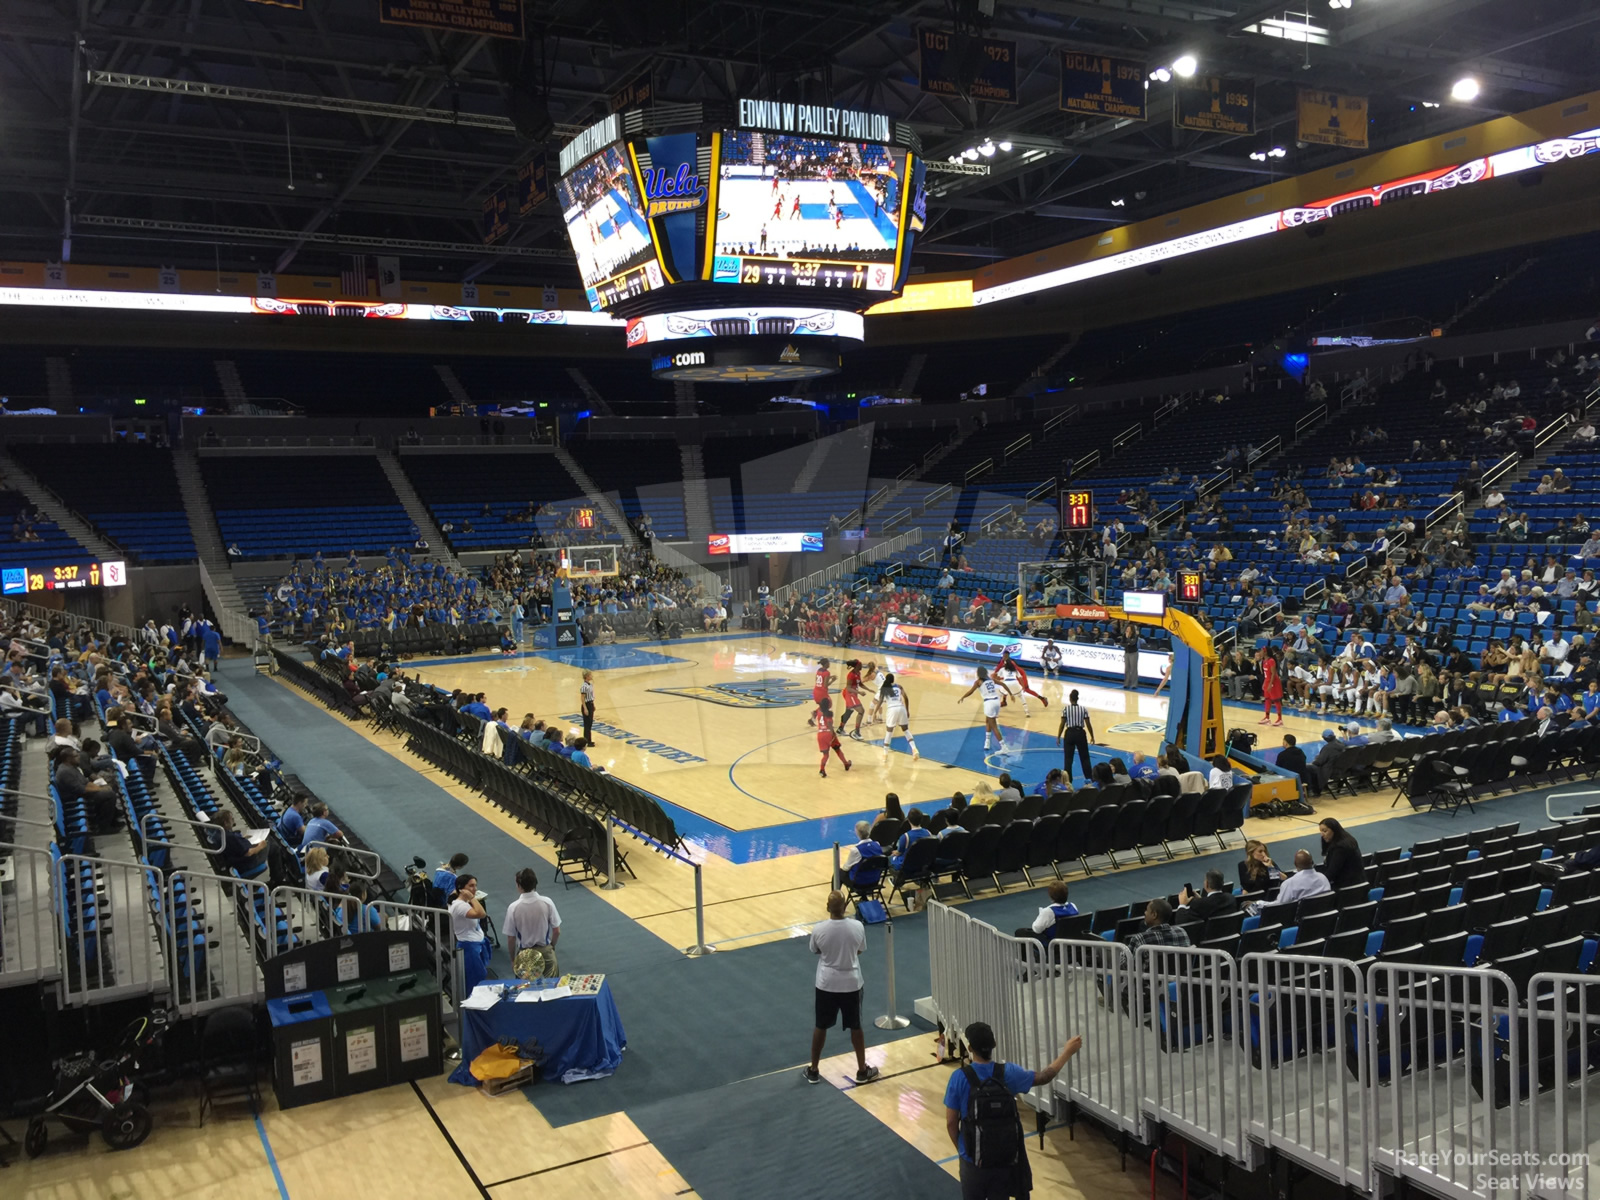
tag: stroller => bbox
[23,1012,167,1157]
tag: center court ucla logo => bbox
[649,676,813,709]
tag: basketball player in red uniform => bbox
[773,195,784,220]
[1258,646,1283,726]
[807,658,833,727]
[841,659,866,739]
[815,699,852,777]
[996,648,1048,711]
[790,193,802,218]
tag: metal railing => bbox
[1041,406,1078,436]
[1198,469,1234,501]
[0,841,58,987]
[0,598,141,647]
[1426,493,1465,533]
[1534,414,1571,453]
[965,457,996,484]
[926,906,1600,1200]
[1112,423,1143,453]
[1004,433,1033,460]
[1026,478,1057,503]
[1248,435,1280,466]
[57,853,169,1007]
[771,528,924,603]
[1294,403,1328,443]
[1071,450,1101,478]
[1344,554,1369,583]
[166,869,272,1018]
[647,539,720,600]
[1481,451,1522,492]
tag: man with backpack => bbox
[944,1021,1082,1199]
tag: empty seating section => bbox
[398,451,613,550]
[566,438,687,538]
[64,347,221,406]
[912,334,1061,403]
[0,489,91,570]
[201,454,408,558]
[230,352,450,411]
[11,444,195,562]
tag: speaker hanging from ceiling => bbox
[491,27,553,143]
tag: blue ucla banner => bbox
[643,132,704,281]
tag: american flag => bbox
[339,255,371,297]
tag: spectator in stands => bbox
[569,738,596,769]
[1260,850,1332,915]
[303,847,329,891]
[54,746,120,833]
[1178,870,1237,919]
[1240,840,1282,891]
[48,717,80,757]
[841,820,885,892]
[1275,733,1310,791]
[1318,818,1363,890]
[1016,881,1079,944]
[433,852,469,898]
[278,792,308,845]
[449,874,492,993]
[891,809,931,870]
[300,801,344,851]
[1128,898,1190,950]
[211,809,270,881]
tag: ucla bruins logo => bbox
[649,676,814,709]
[1109,720,1167,734]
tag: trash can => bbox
[268,991,336,1109]
[328,981,390,1095]
[367,971,443,1084]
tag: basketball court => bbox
[383,628,1403,951]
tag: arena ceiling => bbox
[2,0,1598,289]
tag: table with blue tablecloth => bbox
[448,979,626,1086]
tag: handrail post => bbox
[683,862,714,957]
[874,918,909,1029]
[602,820,623,890]
[831,842,841,891]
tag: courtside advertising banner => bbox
[882,621,1168,680]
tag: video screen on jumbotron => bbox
[710,131,909,290]
[557,143,664,309]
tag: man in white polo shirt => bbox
[504,867,562,979]
[802,890,880,1086]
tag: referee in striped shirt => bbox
[1057,689,1095,784]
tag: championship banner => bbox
[609,71,653,114]
[1298,88,1368,150]
[378,0,522,40]
[1058,51,1146,120]
[918,28,1018,104]
[881,621,1169,681]
[1173,77,1255,134]
[481,188,510,245]
[515,152,549,216]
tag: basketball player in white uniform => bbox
[877,673,918,761]
[957,666,1008,752]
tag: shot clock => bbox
[1059,488,1095,532]
[1179,570,1203,603]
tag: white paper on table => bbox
[539,985,572,1001]
[460,986,503,1011]
[514,988,546,1003]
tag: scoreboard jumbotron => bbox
[556,99,925,382]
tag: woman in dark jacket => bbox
[1318,817,1364,891]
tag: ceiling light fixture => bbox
[1268,146,1287,158]
[1172,54,1199,78]
[1111,198,1126,207]
[1249,151,1267,162]
[997,141,1012,152]
[1149,67,1172,83]
[979,141,996,157]
[1451,76,1481,102]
